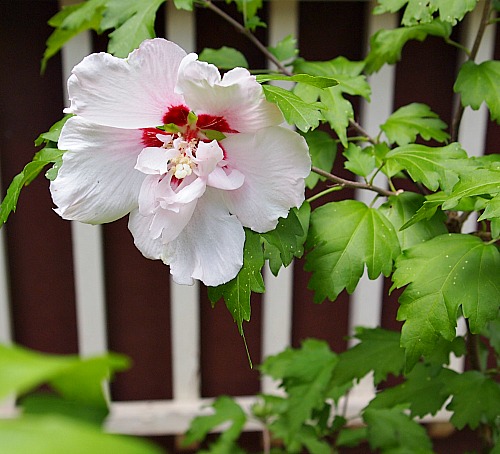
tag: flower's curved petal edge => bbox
[128,208,163,259]
[222,127,311,233]
[51,116,145,224]
[162,188,245,286]
[176,57,283,133]
[65,39,187,129]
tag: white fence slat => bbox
[59,15,109,357]
[0,182,12,344]
[165,4,201,402]
[261,0,298,395]
[348,6,398,341]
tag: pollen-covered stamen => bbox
[165,135,199,180]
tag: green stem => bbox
[306,186,343,203]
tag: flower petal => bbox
[193,140,223,177]
[162,188,245,286]
[136,147,177,175]
[207,166,245,190]
[128,209,163,259]
[176,57,283,133]
[222,127,310,232]
[65,39,186,128]
[51,116,145,224]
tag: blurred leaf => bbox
[381,103,450,145]
[445,371,500,429]
[184,396,246,447]
[199,47,249,69]
[455,60,500,123]
[0,414,161,454]
[364,20,452,73]
[364,408,433,453]
[268,35,298,62]
[262,85,324,132]
[173,0,194,10]
[366,362,455,417]
[331,328,405,387]
[305,200,400,303]
[392,234,500,369]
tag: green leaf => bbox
[374,0,477,26]
[366,362,455,417]
[103,0,166,57]
[260,339,338,441]
[380,192,447,250]
[42,1,105,72]
[331,328,406,387]
[262,85,323,133]
[228,0,264,30]
[445,371,500,429]
[305,200,401,303]
[482,316,500,358]
[184,396,246,446]
[0,344,128,409]
[392,234,500,369]
[207,230,265,335]
[256,74,338,89]
[441,168,500,210]
[293,57,370,146]
[381,103,449,145]
[34,114,72,147]
[455,60,500,123]
[173,0,194,10]
[384,142,467,192]
[0,147,64,225]
[303,130,337,190]
[363,408,433,453]
[262,204,310,276]
[343,143,376,178]
[364,20,452,73]
[199,47,249,69]
[268,35,298,62]
[0,414,162,454]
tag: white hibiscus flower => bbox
[51,38,310,286]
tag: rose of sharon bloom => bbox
[50,38,311,286]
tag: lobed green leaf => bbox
[342,144,376,178]
[207,229,265,336]
[305,200,401,303]
[381,103,450,145]
[268,35,298,62]
[262,85,324,132]
[256,73,338,89]
[455,60,500,123]
[303,130,337,189]
[384,142,467,192]
[392,234,500,369]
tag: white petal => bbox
[136,147,177,175]
[207,166,245,190]
[128,209,163,259]
[193,140,223,177]
[51,117,145,224]
[154,199,197,243]
[222,127,310,232]
[162,189,245,286]
[65,39,186,128]
[176,60,283,133]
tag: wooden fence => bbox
[0,0,498,451]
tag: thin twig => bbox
[450,0,492,142]
[311,166,399,197]
[198,0,292,76]
[349,119,377,145]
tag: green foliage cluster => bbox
[0,0,499,452]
